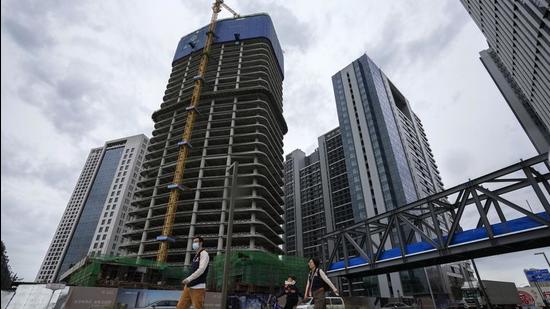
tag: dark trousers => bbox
[312,288,325,309]
[284,298,298,309]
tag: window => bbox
[102,234,106,240]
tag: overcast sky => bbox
[1,0,548,285]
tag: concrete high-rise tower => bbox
[36,134,148,283]
[331,53,447,298]
[460,0,550,154]
[122,14,287,265]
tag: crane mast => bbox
[156,0,239,263]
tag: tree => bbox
[1,240,20,290]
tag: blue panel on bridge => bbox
[328,211,549,271]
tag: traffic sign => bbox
[525,269,550,283]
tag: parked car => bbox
[136,300,178,309]
[447,300,472,309]
[296,297,345,309]
[380,302,414,309]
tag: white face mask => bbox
[192,242,200,250]
[285,280,295,285]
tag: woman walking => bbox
[303,258,339,309]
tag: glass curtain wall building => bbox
[122,14,287,266]
[331,53,449,299]
[283,128,355,259]
[460,0,550,154]
[36,135,149,283]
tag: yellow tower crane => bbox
[156,0,239,263]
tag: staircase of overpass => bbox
[322,153,550,277]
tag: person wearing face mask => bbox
[176,236,210,309]
[276,275,303,309]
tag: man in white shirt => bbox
[177,236,210,309]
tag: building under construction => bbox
[121,13,287,266]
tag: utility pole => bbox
[423,267,437,309]
[220,161,239,309]
[534,252,550,268]
[471,259,493,309]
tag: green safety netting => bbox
[67,252,310,292]
[207,251,309,292]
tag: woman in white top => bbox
[303,257,339,309]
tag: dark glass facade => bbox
[299,151,325,258]
[58,147,124,277]
[331,53,450,299]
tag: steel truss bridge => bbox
[322,153,550,277]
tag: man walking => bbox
[177,236,209,309]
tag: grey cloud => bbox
[0,134,80,192]
[369,2,469,71]
[2,15,55,50]
[0,191,64,281]
[404,2,469,64]
[1,0,95,51]
[266,5,312,51]
[237,1,313,51]
[15,62,102,137]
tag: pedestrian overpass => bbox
[322,153,550,277]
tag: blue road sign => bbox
[525,269,550,283]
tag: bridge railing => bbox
[321,153,550,275]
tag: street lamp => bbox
[534,252,550,268]
[220,156,250,309]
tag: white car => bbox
[136,300,178,308]
[296,297,345,309]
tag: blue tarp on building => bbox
[173,14,284,78]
